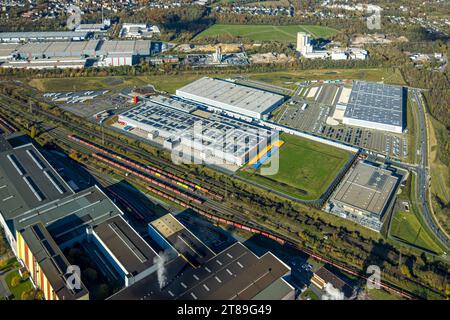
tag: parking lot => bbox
[43,90,132,119]
[317,125,408,159]
[273,102,330,133]
[271,82,409,160]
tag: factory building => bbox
[0,133,125,299]
[311,266,355,299]
[331,50,348,60]
[17,223,89,300]
[0,39,152,69]
[341,81,406,133]
[87,215,162,287]
[118,95,277,166]
[1,58,88,69]
[0,133,293,300]
[120,23,161,38]
[0,31,90,43]
[109,214,295,300]
[296,32,368,60]
[327,161,402,231]
[176,77,285,120]
[296,32,328,59]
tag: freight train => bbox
[68,134,223,201]
[92,153,204,205]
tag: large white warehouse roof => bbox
[176,77,284,119]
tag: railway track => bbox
[0,92,235,197]
[0,90,435,300]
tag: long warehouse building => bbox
[118,95,277,166]
[176,77,285,120]
[340,81,406,133]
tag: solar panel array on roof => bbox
[19,222,89,300]
[7,154,26,175]
[23,175,45,201]
[343,81,405,128]
[43,170,66,194]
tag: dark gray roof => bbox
[344,81,405,127]
[20,222,89,300]
[92,215,159,276]
[108,242,292,300]
[0,135,74,225]
[0,134,122,240]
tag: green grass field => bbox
[29,68,406,95]
[247,68,406,89]
[5,270,33,300]
[390,211,443,254]
[237,133,351,200]
[195,24,339,42]
[29,74,204,94]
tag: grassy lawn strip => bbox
[5,270,33,300]
[28,68,406,95]
[238,133,351,200]
[366,288,404,300]
[390,211,443,254]
[28,74,204,94]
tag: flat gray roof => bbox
[96,40,152,56]
[0,134,123,240]
[0,31,88,39]
[344,81,405,127]
[176,77,284,116]
[11,39,149,58]
[0,134,74,223]
[92,215,159,275]
[331,161,400,216]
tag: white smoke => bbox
[321,283,345,300]
[153,251,170,289]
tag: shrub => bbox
[10,275,21,288]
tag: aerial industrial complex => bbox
[340,81,406,133]
[118,94,277,166]
[296,32,368,60]
[0,133,293,300]
[0,0,446,303]
[176,77,285,120]
[326,161,402,231]
[0,39,155,68]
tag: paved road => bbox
[412,90,450,252]
[0,269,12,298]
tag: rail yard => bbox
[0,77,446,302]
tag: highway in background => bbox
[412,89,450,252]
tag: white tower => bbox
[296,32,313,54]
[214,46,222,63]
